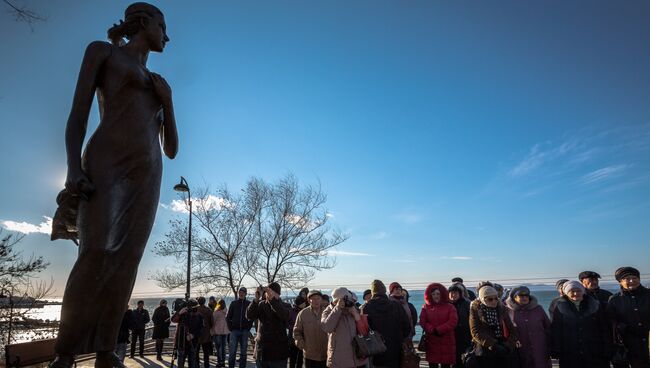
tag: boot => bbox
[95,351,126,368]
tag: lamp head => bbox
[173,183,189,192]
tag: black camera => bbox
[173,298,187,313]
[343,294,355,308]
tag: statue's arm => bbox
[64,41,111,195]
[151,73,178,159]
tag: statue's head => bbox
[107,2,169,52]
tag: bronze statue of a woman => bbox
[50,3,178,367]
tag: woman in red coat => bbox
[420,283,459,368]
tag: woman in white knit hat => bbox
[320,287,367,368]
[549,281,610,368]
[469,284,519,368]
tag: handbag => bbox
[416,333,427,352]
[461,345,479,368]
[353,330,387,358]
[401,342,421,368]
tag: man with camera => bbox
[247,282,290,368]
[172,299,204,368]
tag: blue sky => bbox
[1,0,649,297]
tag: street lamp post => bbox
[173,176,192,300]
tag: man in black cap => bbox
[579,270,613,305]
[226,287,253,368]
[247,282,290,368]
[607,267,650,368]
[452,277,476,300]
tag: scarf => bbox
[479,303,503,339]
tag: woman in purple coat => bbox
[505,286,552,368]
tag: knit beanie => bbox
[478,286,498,304]
[389,282,402,295]
[555,279,569,292]
[363,289,372,299]
[295,295,307,307]
[371,280,387,296]
[267,282,281,295]
[510,286,530,298]
[331,287,350,302]
[615,267,640,282]
[562,280,585,295]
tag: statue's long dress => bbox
[55,44,163,354]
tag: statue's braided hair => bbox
[107,2,162,46]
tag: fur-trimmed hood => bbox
[555,294,600,316]
[505,294,540,311]
[424,282,449,306]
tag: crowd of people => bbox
[113,266,649,368]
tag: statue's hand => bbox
[65,169,95,200]
[151,72,172,106]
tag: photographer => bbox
[172,299,204,368]
[321,287,368,368]
[247,282,290,368]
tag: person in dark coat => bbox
[448,283,471,368]
[420,283,458,368]
[469,285,519,368]
[550,281,611,368]
[361,279,411,368]
[389,282,415,341]
[549,279,569,321]
[579,271,613,306]
[452,277,476,301]
[115,306,134,363]
[288,296,307,368]
[505,286,551,368]
[404,290,418,334]
[130,300,150,358]
[195,296,214,368]
[227,287,253,368]
[152,299,171,361]
[247,282,290,368]
[607,267,650,368]
[172,300,204,368]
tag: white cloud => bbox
[163,195,229,214]
[326,250,373,257]
[441,256,473,261]
[1,216,52,235]
[579,164,630,185]
[509,141,578,177]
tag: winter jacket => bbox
[196,305,214,344]
[118,309,134,344]
[361,294,411,368]
[451,297,472,359]
[151,305,171,339]
[550,295,611,368]
[548,296,562,321]
[505,295,551,368]
[321,304,367,368]
[407,302,418,332]
[419,283,458,365]
[132,307,150,330]
[211,308,230,335]
[586,288,613,306]
[172,310,203,349]
[247,297,290,361]
[390,295,414,338]
[294,305,328,362]
[606,285,650,365]
[469,300,519,355]
[227,298,253,330]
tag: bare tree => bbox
[0,229,55,353]
[3,0,46,30]
[248,175,347,289]
[154,184,261,297]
